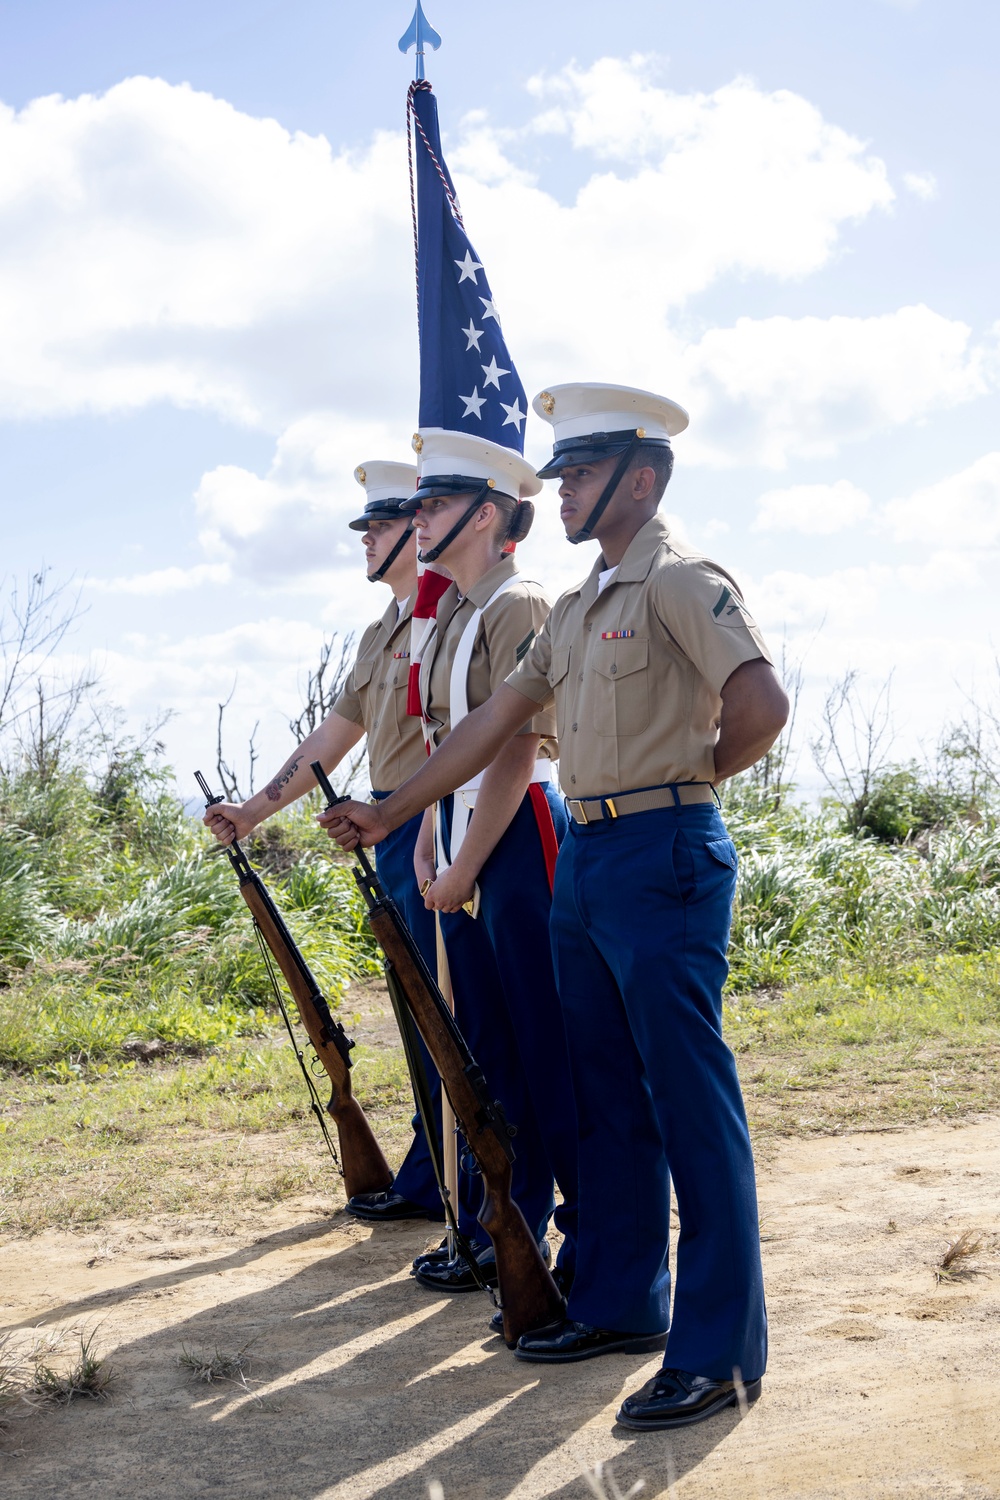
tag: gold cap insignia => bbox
[354,465,366,485]
[539,391,555,416]
[636,427,646,439]
[412,433,423,454]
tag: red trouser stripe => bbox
[528,781,559,895]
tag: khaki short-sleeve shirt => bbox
[421,556,558,754]
[333,593,428,792]
[506,514,771,797]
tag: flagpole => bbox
[434,907,460,1260]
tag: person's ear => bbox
[631,466,656,502]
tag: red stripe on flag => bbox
[406,663,423,718]
[528,782,559,895]
[413,567,451,617]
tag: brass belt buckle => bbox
[567,798,588,824]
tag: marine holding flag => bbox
[396,78,580,1303]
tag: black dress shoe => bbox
[489,1258,568,1337]
[411,1235,451,1271]
[346,1190,443,1223]
[514,1318,668,1363]
[616,1368,763,1430]
[412,1238,498,1292]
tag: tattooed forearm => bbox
[264,754,305,803]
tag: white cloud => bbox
[526,64,892,290]
[194,413,409,585]
[747,565,893,630]
[903,170,938,200]
[0,65,906,441]
[896,549,991,593]
[883,452,1000,547]
[90,563,231,594]
[681,306,991,467]
[752,479,871,534]
[0,78,416,426]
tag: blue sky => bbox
[2,0,998,796]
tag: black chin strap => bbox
[369,523,415,583]
[419,481,493,564]
[567,432,643,546]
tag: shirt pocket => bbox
[549,647,571,687]
[352,657,375,709]
[590,636,649,737]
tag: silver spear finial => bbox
[398,1,442,82]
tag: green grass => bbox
[729,950,1000,1136]
[3,753,1000,1236]
[725,949,1000,1050]
[0,1031,414,1234]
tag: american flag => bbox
[408,81,528,452]
[405,80,528,716]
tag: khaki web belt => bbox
[566,782,714,824]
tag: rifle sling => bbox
[383,961,497,1302]
[251,918,343,1174]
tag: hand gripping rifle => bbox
[195,771,393,1202]
[311,762,566,1347]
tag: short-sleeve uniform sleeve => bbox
[505,612,555,709]
[485,589,557,739]
[332,666,364,726]
[486,589,551,691]
[654,560,772,695]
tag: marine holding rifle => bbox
[322,383,789,1431]
[399,428,579,1307]
[203,459,475,1228]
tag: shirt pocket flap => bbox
[592,636,649,680]
[706,838,738,872]
[353,658,375,687]
[550,647,571,685]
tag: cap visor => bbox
[536,441,635,479]
[348,508,409,530]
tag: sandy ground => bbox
[2,1118,999,1500]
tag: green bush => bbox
[849,764,973,843]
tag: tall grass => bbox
[2,750,1000,1077]
[722,779,1000,993]
[0,757,380,1073]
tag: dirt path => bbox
[2,1117,999,1499]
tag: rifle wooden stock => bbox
[366,901,565,1346]
[238,874,393,1202]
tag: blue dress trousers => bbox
[549,801,767,1381]
[439,782,579,1270]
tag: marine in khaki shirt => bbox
[421,554,558,755]
[507,514,769,799]
[320,385,789,1424]
[203,457,453,1227]
[335,593,428,792]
